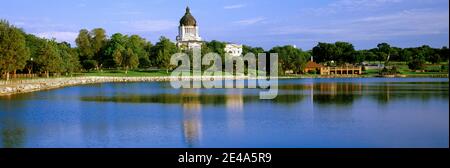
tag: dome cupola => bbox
[180,6,197,26]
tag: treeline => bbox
[1,20,81,79]
[312,42,449,70]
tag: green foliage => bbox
[153,36,178,73]
[82,60,97,71]
[408,59,426,71]
[243,45,265,55]
[0,20,30,80]
[103,33,152,70]
[377,43,392,64]
[312,42,356,65]
[1,18,449,79]
[75,29,94,61]
[35,40,63,77]
[270,45,309,75]
[58,42,81,74]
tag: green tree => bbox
[440,46,449,61]
[75,29,96,70]
[35,40,63,78]
[354,50,367,64]
[153,37,178,73]
[112,45,139,74]
[377,43,392,66]
[103,33,127,68]
[90,28,107,69]
[128,35,152,68]
[335,41,356,64]
[0,20,30,80]
[58,42,81,76]
[25,34,46,74]
[270,45,308,75]
[312,42,338,64]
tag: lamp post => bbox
[30,57,34,77]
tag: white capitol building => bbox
[176,6,243,57]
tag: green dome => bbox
[180,7,197,26]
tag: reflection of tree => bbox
[0,99,27,148]
[81,93,305,105]
[368,83,449,105]
[80,81,448,108]
[313,94,357,106]
[1,119,26,148]
[2,128,25,148]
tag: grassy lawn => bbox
[80,70,171,77]
[362,61,448,76]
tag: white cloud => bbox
[330,0,403,9]
[34,31,79,43]
[346,9,449,39]
[224,4,246,10]
[303,0,404,16]
[270,9,449,41]
[234,17,266,25]
[119,20,177,32]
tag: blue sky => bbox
[1,0,449,50]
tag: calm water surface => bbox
[0,78,448,148]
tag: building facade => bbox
[224,44,243,57]
[176,7,203,50]
[176,6,243,55]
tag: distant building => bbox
[176,6,243,56]
[304,61,325,74]
[176,7,203,50]
[304,59,362,75]
[224,43,243,57]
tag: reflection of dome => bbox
[180,7,197,26]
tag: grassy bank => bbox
[1,68,448,85]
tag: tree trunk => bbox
[46,71,49,78]
[6,72,10,81]
[13,70,17,78]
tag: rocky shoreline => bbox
[0,76,291,96]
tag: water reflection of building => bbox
[309,82,359,126]
[225,90,245,133]
[180,89,202,147]
[225,90,244,112]
[309,82,363,105]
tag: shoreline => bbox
[0,75,448,96]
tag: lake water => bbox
[0,78,448,148]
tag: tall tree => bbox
[334,41,356,64]
[270,45,308,74]
[58,42,81,76]
[25,34,46,75]
[90,28,107,69]
[377,43,392,66]
[112,45,139,74]
[312,43,338,64]
[76,29,96,70]
[0,20,29,80]
[128,35,152,68]
[153,36,178,73]
[35,40,63,78]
